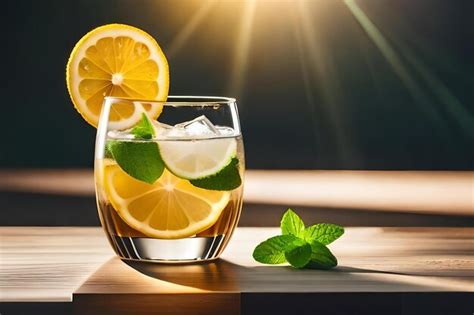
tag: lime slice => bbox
[159,138,237,180]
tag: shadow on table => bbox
[124,259,243,291]
[74,257,473,315]
[123,259,473,315]
[124,258,433,292]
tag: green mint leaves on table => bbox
[107,114,164,184]
[190,157,242,191]
[253,209,343,269]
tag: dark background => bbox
[3,0,473,170]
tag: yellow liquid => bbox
[94,138,244,261]
[97,187,243,238]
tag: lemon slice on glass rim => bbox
[66,24,169,129]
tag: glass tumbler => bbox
[95,96,244,262]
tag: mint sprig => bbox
[252,209,344,269]
[107,113,164,184]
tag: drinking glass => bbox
[95,96,244,262]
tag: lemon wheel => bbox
[66,24,169,129]
[103,163,231,239]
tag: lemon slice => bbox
[103,162,230,239]
[66,24,169,129]
[159,138,237,180]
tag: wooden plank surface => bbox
[1,169,472,215]
[0,227,112,302]
[1,227,473,314]
[75,227,474,294]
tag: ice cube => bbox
[174,115,219,137]
[107,129,135,139]
[155,116,231,139]
[152,121,174,137]
[215,126,235,136]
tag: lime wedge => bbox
[159,138,237,180]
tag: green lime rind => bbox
[190,157,242,191]
[160,140,238,181]
[161,152,235,181]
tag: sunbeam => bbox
[290,5,320,158]
[296,0,354,165]
[227,0,257,99]
[167,0,217,58]
[344,0,449,136]
[397,42,474,137]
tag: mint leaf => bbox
[107,114,163,184]
[280,209,305,238]
[304,223,344,245]
[306,241,338,270]
[284,242,312,268]
[252,208,343,270]
[107,140,164,184]
[190,158,241,191]
[131,113,155,139]
[252,234,301,264]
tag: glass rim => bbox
[104,95,237,106]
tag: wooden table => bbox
[1,227,473,314]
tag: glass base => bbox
[112,235,225,263]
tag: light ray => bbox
[353,0,472,135]
[296,0,354,165]
[290,4,320,156]
[167,0,217,58]
[397,42,474,137]
[344,0,448,133]
[227,0,257,99]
